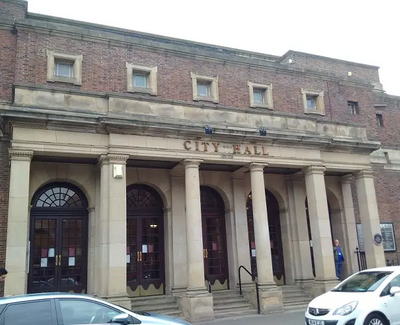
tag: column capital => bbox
[183,159,203,169]
[341,174,354,184]
[302,165,326,176]
[354,169,374,180]
[170,164,185,178]
[98,154,129,166]
[88,206,95,213]
[249,162,267,172]
[9,149,33,161]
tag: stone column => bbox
[98,154,130,309]
[231,173,252,286]
[179,159,213,322]
[249,163,282,313]
[170,166,188,295]
[355,170,385,268]
[4,149,33,296]
[285,175,314,291]
[303,166,337,296]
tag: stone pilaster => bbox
[98,154,131,309]
[178,159,213,322]
[355,170,385,268]
[4,149,33,296]
[248,163,282,314]
[303,166,338,296]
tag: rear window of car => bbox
[332,271,392,292]
[3,300,53,325]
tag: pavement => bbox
[196,310,305,325]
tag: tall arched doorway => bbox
[305,199,333,277]
[28,182,89,294]
[200,186,229,290]
[247,190,285,285]
[126,184,165,297]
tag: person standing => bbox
[0,268,7,283]
[333,239,345,280]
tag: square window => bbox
[191,72,219,103]
[306,95,317,110]
[248,81,273,109]
[46,50,83,85]
[55,61,74,78]
[133,72,149,88]
[126,63,158,95]
[302,89,325,115]
[197,82,211,97]
[376,114,384,127]
[253,89,265,104]
[348,101,359,115]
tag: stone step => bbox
[213,297,249,305]
[214,308,259,319]
[283,303,309,312]
[283,292,311,299]
[283,298,312,305]
[213,301,254,311]
[131,297,178,308]
[132,305,182,314]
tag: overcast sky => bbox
[26,0,399,96]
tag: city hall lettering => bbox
[183,140,269,155]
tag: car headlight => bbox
[333,301,358,316]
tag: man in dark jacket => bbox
[333,239,345,280]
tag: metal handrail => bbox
[238,265,260,314]
[205,275,211,293]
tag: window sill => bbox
[305,109,325,116]
[47,76,81,86]
[193,96,219,104]
[127,87,157,96]
[251,104,273,110]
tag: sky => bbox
[26,0,399,96]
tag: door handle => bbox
[55,255,61,266]
[203,249,208,259]
[137,251,143,262]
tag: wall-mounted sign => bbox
[183,140,269,156]
[356,222,397,252]
[374,233,383,245]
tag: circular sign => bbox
[374,233,383,245]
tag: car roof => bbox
[0,292,99,305]
[359,266,400,273]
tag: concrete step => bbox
[131,297,177,308]
[283,296,312,303]
[132,305,182,314]
[283,303,309,312]
[130,295,181,316]
[214,301,254,311]
[214,308,259,319]
[213,296,248,304]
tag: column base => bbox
[244,284,283,314]
[294,278,315,297]
[312,278,339,297]
[104,295,132,310]
[171,286,187,297]
[178,289,214,322]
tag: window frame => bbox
[126,63,157,95]
[190,72,219,103]
[248,81,273,109]
[376,113,384,127]
[46,50,83,86]
[348,101,359,115]
[301,89,325,115]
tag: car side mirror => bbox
[111,313,131,324]
[390,286,400,297]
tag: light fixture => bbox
[150,224,158,229]
[204,125,213,135]
[259,126,267,136]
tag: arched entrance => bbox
[247,190,285,285]
[126,184,165,297]
[305,199,333,277]
[28,182,89,294]
[200,186,229,290]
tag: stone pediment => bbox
[5,84,380,154]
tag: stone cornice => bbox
[11,18,374,89]
[355,169,374,180]
[302,165,326,175]
[9,148,33,161]
[284,174,304,183]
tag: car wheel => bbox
[364,313,387,325]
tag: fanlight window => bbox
[127,187,162,209]
[35,186,84,208]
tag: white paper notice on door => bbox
[68,257,76,266]
[251,249,256,257]
[41,258,48,267]
[126,254,131,263]
[48,248,55,258]
[142,245,148,253]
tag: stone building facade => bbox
[1,0,400,321]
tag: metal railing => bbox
[238,265,260,314]
[355,247,367,271]
[205,275,211,293]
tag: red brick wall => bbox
[373,94,400,147]
[0,28,17,103]
[13,30,379,138]
[280,52,380,85]
[0,137,10,296]
[0,0,26,20]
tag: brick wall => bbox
[0,137,10,296]
[0,28,17,103]
[279,51,381,86]
[0,0,26,20]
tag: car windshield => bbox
[332,271,392,292]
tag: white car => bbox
[305,266,400,325]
